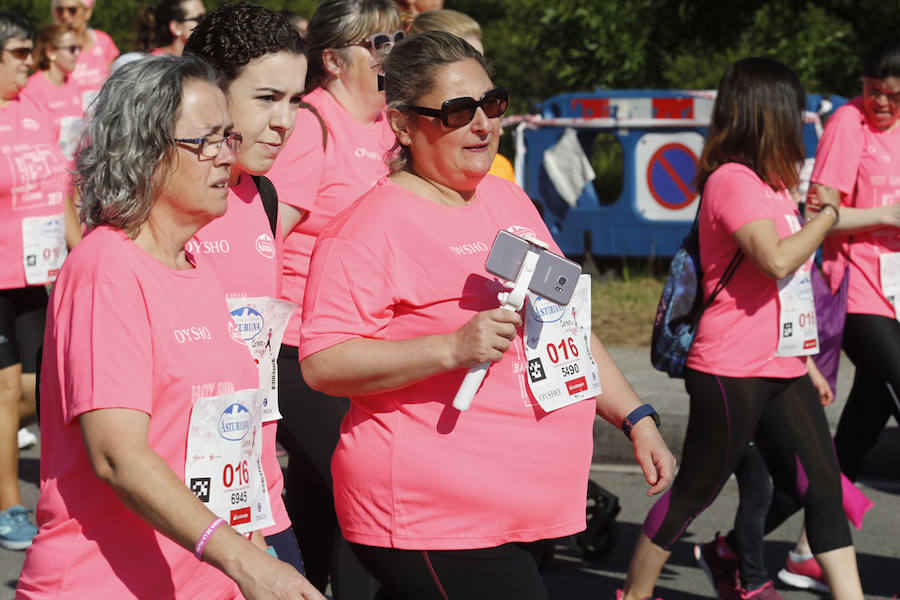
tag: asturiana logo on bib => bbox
[531,297,565,323]
[255,233,276,259]
[219,403,251,441]
[230,307,265,341]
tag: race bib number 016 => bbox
[22,214,66,285]
[524,274,601,411]
[185,388,274,534]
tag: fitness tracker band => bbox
[621,404,660,440]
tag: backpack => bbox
[651,214,742,378]
[251,174,278,237]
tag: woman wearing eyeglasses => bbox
[23,24,84,160]
[184,1,309,574]
[16,55,324,600]
[297,31,674,600]
[0,11,75,553]
[136,0,206,57]
[51,0,118,109]
[264,0,402,597]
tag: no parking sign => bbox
[635,132,705,221]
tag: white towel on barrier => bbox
[542,127,596,207]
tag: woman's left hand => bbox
[629,420,677,496]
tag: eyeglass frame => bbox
[341,30,405,52]
[54,44,82,54]
[3,46,33,61]
[406,86,509,128]
[173,131,243,159]
[53,6,82,17]
[176,13,206,23]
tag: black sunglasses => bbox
[54,6,81,16]
[344,30,405,52]
[407,87,509,128]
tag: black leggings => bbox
[643,369,850,555]
[834,313,900,481]
[0,286,47,372]
[276,345,379,599]
[350,543,549,600]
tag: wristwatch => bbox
[621,404,660,440]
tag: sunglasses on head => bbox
[54,6,81,16]
[408,87,509,128]
[4,47,32,60]
[345,30,405,52]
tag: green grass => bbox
[590,273,663,347]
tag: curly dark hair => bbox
[183,2,305,83]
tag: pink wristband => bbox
[194,517,226,560]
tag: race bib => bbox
[22,214,66,285]
[226,297,297,422]
[185,388,274,534]
[879,252,900,320]
[57,116,85,160]
[524,274,601,411]
[775,264,819,357]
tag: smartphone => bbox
[484,231,582,305]
[484,230,531,281]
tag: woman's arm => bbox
[805,183,900,236]
[301,307,522,397]
[589,334,676,496]
[64,192,82,250]
[732,203,836,279]
[278,202,307,237]
[80,408,324,600]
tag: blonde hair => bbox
[408,9,481,41]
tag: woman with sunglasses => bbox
[297,31,674,600]
[23,24,84,160]
[0,11,75,552]
[264,1,402,597]
[16,55,324,600]
[51,0,118,109]
[183,1,309,574]
[136,0,206,57]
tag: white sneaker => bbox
[17,428,37,450]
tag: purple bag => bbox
[810,265,849,392]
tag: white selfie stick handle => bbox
[452,250,539,411]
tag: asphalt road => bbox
[1,347,897,599]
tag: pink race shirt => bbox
[812,98,900,318]
[686,163,808,378]
[69,29,118,110]
[299,176,596,550]
[17,226,257,599]
[190,175,289,536]
[266,86,395,345]
[21,71,85,160]
[0,93,71,290]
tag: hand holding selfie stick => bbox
[451,250,540,412]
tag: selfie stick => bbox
[451,248,540,412]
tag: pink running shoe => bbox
[777,553,830,593]
[693,532,741,600]
[739,580,784,600]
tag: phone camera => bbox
[558,276,567,285]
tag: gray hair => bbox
[0,11,32,49]
[383,31,489,173]
[305,0,401,91]
[77,55,217,236]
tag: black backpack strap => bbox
[298,100,328,151]
[251,174,279,237]
[703,249,743,310]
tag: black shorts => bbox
[0,286,48,372]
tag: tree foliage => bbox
[7,0,900,108]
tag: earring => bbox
[50,54,57,61]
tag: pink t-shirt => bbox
[686,163,808,378]
[299,176,596,550]
[0,93,71,290]
[17,226,257,599]
[266,86,395,346]
[69,29,118,110]
[812,98,900,318]
[190,175,289,536]
[21,71,85,160]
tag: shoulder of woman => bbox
[828,98,866,129]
